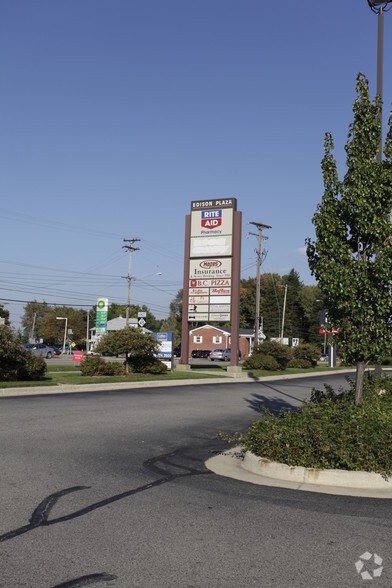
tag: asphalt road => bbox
[1,374,391,588]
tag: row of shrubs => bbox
[243,340,321,371]
[80,355,167,376]
[222,375,392,476]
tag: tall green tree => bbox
[160,289,182,351]
[307,74,392,405]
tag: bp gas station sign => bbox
[96,297,108,335]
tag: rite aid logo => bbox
[199,260,222,269]
[201,209,222,229]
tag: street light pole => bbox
[367,1,392,159]
[56,316,68,355]
[367,0,392,376]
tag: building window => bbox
[229,336,231,344]
[194,336,203,343]
[213,336,222,344]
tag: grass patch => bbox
[221,375,392,477]
[0,368,225,388]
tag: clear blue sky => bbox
[1,1,391,327]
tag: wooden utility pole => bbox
[122,238,140,327]
[249,221,271,347]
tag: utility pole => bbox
[29,312,37,343]
[248,221,271,347]
[280,284,288,340]
[122,238,140,327]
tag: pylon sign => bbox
[187,199,237,322]
[96,297,108,335]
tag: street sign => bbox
[138,318,146,327]
[138,312,147,318]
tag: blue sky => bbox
[1,1,392,327]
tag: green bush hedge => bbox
[287,358,313,369]
[244,354,280,371]
[224,375,392,476]
[0,325,47,381]
[80,356,125,376]
[243,340,291,371]
[80,355,167,376]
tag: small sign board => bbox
[138,312,147,318]
[138,318,146,327]
[72,351,84,363]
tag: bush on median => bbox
[221,375,392,477]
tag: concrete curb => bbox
[0,368,357,398]
[206,447,392,499]
[242,451,392,489]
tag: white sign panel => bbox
[209,312,231,321]
[189,258,232,280]
[190,236,233,258]
[210,296,230,304]
[191,207,233,238]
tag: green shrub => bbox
[17,352,46,380]
[0,326,47,381]
[292,343,320,367]
[80,356,125,376]
[80,355,166,375]
[287,358,313,369]
[226,375,392,476]
[243,340,291,371]
[244,354,280,371]
[381,357,392,366]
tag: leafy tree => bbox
[21,301,52,342]
[0,304,10,326]
[298,285,323,344]
[160,289,182,349]
[107,302,162,332]
[95,327,163,374]
[307,73,392,405]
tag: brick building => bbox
[188,324,254,358]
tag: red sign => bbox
[201,209,222,229]
[72,351,84,363]
[319,328,339,335]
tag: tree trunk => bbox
[355,361,367,406]
[125,353,129,375]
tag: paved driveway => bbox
[0,374,391,587]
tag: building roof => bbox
[189,324,255,338]
[107,316,137,330]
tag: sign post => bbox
[180,198,241,369]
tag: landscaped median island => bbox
[219,375,392,483]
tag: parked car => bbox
[191,349,211,358]
[23,343,56,359]
[222,348,242,361]
[51,346,62,356]
[209,349,225,361]
[209,348,241,362]
[320,353,328,362]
